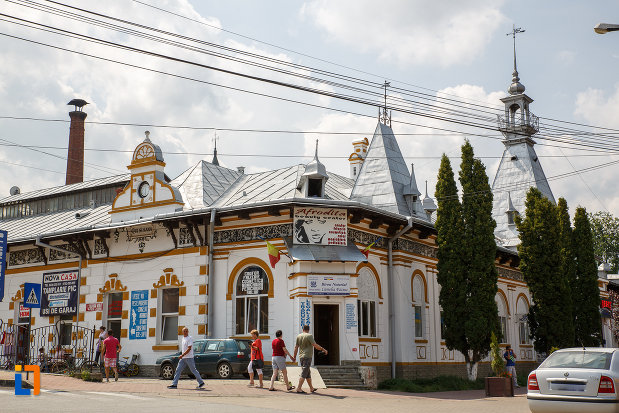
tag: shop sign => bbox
[307,275,350,296]
[240,267,266,295]
[0,230,6,302]
[345,302,357,331]
[126,225,155,241]
[300,298,311,329]
[19,304,30,318]
[293,207,347,245]
[40,269,79,316]
[86,303,103,312]
[129,290,148,340]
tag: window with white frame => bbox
[516,296,531,344]
[412,275,424,338]
[106,292,123,338]
[496,293,508,343]
[357,268,378,337]
[160,288,179,342]
[235,266,269,335]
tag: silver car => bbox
[527,347,619,413]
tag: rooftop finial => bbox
[212,131,220,166]
[379,80,392,126]
[315,139,319,159]
[144,130,150,142]
[507,25,526,95]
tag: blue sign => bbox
[0,230,6,302]
[23,283,41,308]
[129,290,148,340]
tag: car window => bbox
[225,340,237,351]
[206,340,222,351]
[236,340,250,351]
[193,341,206,354]
[540,351,613,370]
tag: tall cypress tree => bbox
[435,154,468,364]
[459,141,499,380]
[556,198,576,346]
[517,188,572,353]
[573,207,602,346]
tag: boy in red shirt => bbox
[102,329,122,382]
[269,330,295,391]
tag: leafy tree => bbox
[556,198,575,345]
[435,154,467,371]
[458,141,499,380]
[435,142,498,381]
[573,207,602,346]
[516,188,573,353]
[588,211,619,273]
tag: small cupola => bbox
[506,191,518,225]
[298,140,329,198]
[403,163,422,215]
[421,181,437,221]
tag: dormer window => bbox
[308,178,323,197]
[507,210,519,225]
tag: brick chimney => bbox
[65,99,88,185]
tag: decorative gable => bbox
[110,132,183,222]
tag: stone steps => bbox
[315,366,368,389]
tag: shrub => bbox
[378,376,485,393]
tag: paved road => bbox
[0,371,531,413]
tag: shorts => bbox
[247,360,263,375]
[104,357,117,368]
[272,356,287,371]
[300,357,312,379]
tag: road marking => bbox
[85,391,150,400]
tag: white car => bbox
[527,347,619,413]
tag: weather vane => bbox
[379,80,391,127]
[507,25,525,73]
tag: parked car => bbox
[156,338,251,380]
[527,347,619,413]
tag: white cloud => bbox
[300,0,506,67]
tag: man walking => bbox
[167,327,205,389]
[94,326,107,366]
[101,329,121,382]
[504,344,519,388]
[293,325,327,393]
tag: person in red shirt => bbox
[269,330,295,391]
[102,329,122,382]
[248,329,264,388]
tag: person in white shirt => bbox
[94,326,107,366]
[167,327,205,389]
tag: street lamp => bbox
[594,23,619,34]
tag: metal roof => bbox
[492,140,555,247]
[0,174,130,204]
[350,122,413,215]
[171,161,242,209]
[283,236,367,262]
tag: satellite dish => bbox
[9,186,20,196]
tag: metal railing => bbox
[497,112,539,133]
[29,323,97,374]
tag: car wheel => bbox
[160,363,175,380]
[217,362,232,379]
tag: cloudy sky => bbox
[1,0,619,217]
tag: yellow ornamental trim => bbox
[153,268,185,288]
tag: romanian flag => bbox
[362,238,381,258]
[266,240,281,268]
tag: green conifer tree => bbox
[517,188,572,353]
[435,154,468,364]
[573,207,602,346]
[556,198,576,346]
[458,141,499,380]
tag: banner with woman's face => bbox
[293,207,347,245]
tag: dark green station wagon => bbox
[156,338,252,379]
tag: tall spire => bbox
[507,25,526,95]
[379,80,391,126]
[212,131,219,166]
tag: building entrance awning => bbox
[283,236,367,262]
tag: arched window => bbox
[516,296,530,344]
[235,265,269,335]
[357,268,377,337]
[412,276,425,338]
[496,293,508,343]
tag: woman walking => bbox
[269,330,295,391]
[248,329,264,388]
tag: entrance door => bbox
[313,304,339,365]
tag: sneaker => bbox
[198,382,205,389]
[167,384,177,389]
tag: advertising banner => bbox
[299,298,311,329]
[293,207,347,245]
[307,275,350,296]
[0,230,6,302]
[40,269,79,316]
[129,290,148,340]
[19,304,30,319]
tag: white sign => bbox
[241,268,266,295]
[307,275,350,296]
[19,305,30,318]
[300,298,311,329]
[293,207,347,245]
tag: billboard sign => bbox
[129,290,148,340]
[307,275,350,296]
[40,269,79,316]
[293,207,347,245]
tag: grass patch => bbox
[378,376,485,393]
